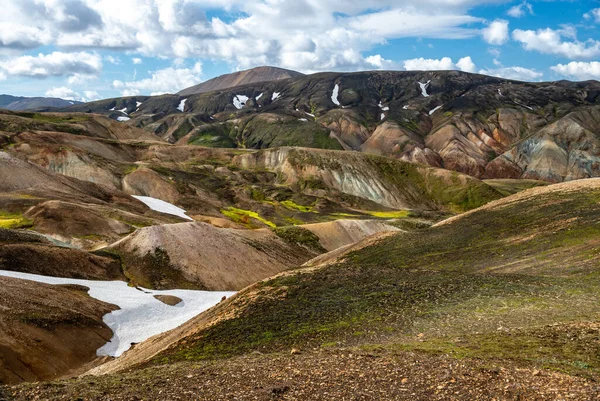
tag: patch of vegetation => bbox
[0,211,33,229]
[221,207,276,228]
[280,200,315,213]
[271,226,326,253]
[364,210,410,219]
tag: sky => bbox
[0,0,599,102]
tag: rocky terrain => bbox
[60,68,600,183]
[4,177,600,400]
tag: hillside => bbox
[36,178,599,400]
[58,69,600,183]
[0,95,82,111]
[178,66,304,96]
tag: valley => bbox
[0,68,599,400]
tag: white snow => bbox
[380,113,385,121]
[271,92,281,101]
[0,269,234,357]
[403,105,409,110]
[119,107,128,115]
[109,107,116,111]
[299,118,308,122]
[69,101,74,105]
[135,101,143,111]
[177,99,187,112]
[498,89,503,96]
[233,95,249,110]
[117,116,131,122]
[429,105,443,115]
[418,81,431,97]
[514,100,534,111]
[305,112,315,118]
[378,101,389,111]
[331,84,341,106]
[132,195,193,221]
[256,93,263,100]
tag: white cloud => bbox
[83,90,101,101]
[482,19,509,45]
[0,0,498,74]
[456,56,477,73]
[479,66,543,81]
[106,55,122,65]
[132,57,143,64]
[113,62,202,95]
[507,2,533,18]
[584,8,600,23]
[44,87,101,102]
[45,87,80,100]
[1,51,102,79]
[404,56,477,73]
[551,61,600,81]
[513,28,600,59]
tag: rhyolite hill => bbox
[59,68,600,183]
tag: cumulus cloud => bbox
[1,51,102,78]
[551,62,600,81]
[113,62,202,95]
[584,8,600,23]
[507,2,533,18]
[482,19,509,45]
[513,27,600,59]
[132,58,143,64]
[0,0,495,73]
[45,86,80,100]
[479,66,543,81]
[404,56,477,72]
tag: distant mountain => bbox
[177,66,304,96]
[59,68,600,183]
[0,94,83,111]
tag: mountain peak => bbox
[178,66,304,96]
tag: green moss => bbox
[0,211,33,229]
[364,210,410,219]
[221,207,276,228]
[271,226,326,253]
[280,200,315,213]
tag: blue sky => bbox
[0,0,599,101]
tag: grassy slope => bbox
[153,179,600,378]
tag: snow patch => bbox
[69,101,74,105]
[0,270,234,357]
[305,112,315,118]
[271,92,281,101]
[117,116,131,122]
[118,107,128,115]
[380,113,385,121]
[135,101,143,111]
[177,99,187,112]
[233,95,249,110]
[378,101,389,111]
[403,105,409,110]
[256,93,263,100]
[498,89,503,96]
[299,118,308,122]
[109,107,116,111]
[514,100,533,111]
[418,81,431,97]
[429,105,443,115]
[331,84,341,106]
[132,195,193,221]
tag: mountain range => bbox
[58,67,600,184]
[0,94,82,111]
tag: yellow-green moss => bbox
[0,211,33,229]
[221,207,276,228]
